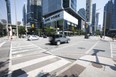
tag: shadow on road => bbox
[0,59,9,77]
[79,49,116,71]
[91,49,105,64]
[36,71,79,77]
[57,55,77,61]
[0,59,9,68]
[0,68,9,77]
[12,69,28,77]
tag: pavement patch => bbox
[57,64,85,77]
[92,62,103,68]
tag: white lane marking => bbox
[12,50,29,54]
[12,55,57,71]
[8,42,12,77]
[18,59,70,77]
[0,41,6,47]
[85,41,99,54]
[110,42,113,58]
[12,45,37,49]
[12,50,46,59]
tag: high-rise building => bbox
[5,0,11,24]
[43,0,77,17]
[78,8,86,20]
[86,0,92,23]
[111,0,116,30]
[23,4,26,26]
[96,13,99,30]
[42,0,84,34]
[27,0,42,28]
[92,3,96,33]
[0,0,7,36]
[103,0,113,34]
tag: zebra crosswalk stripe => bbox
[12,55,57,71]
[18,59,70,77]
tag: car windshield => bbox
[50,35,62,38]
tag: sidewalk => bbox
[111,41,116,60]
[57,55,116,77]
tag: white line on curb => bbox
[0,41,6,47]
[110,42,113,58]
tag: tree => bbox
[1,19,7,25]
[18,26,26,35]
[44,26,56,36]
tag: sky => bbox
[10,0,109,26]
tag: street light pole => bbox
[14,0,18,38]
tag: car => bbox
[49,34,70,45]
[27,35,39,41]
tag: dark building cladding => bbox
[43,0,77,17]
[27,0,42,28]
[92,3,96,34]
[5,0,11,24]
[78,8,86,21]
[23,4,26,26]
[103,0,113,35]
[111,0,116,29]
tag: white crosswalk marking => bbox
[12,55,57,71]
[11,40,71,77]
[18,59,70,77]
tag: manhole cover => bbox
[92,62,103,68]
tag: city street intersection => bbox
[0,36,116,77]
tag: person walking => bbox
[8,26,13,40]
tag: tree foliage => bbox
[18,26,26,35]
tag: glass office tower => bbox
[111,0,116,29]
[5,0,11,24]
[42,0,80,35]
[42,0,77,16]
[92,3,96,34]
[0,0,7,36]
[27,0,42,28]
[86,0,92,23]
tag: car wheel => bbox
[57,41,60,45]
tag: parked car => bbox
[27,35,39,41]
[49,34,70,45]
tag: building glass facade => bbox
[0,0,7,36]
[70,0,77,12]
[96,13,99,30]
[42,0,79,35]
[27,0,42,28]
[86,0,92,22]
[5,0,11,24]
[111,0,116,29]
[103,0,113,34]
[23,4,26,26]
[78,8,86,20]
[92,3,96,34]
[42,0,62,16]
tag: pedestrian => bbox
[8,26,13,41]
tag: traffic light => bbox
[32,24,35,28]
